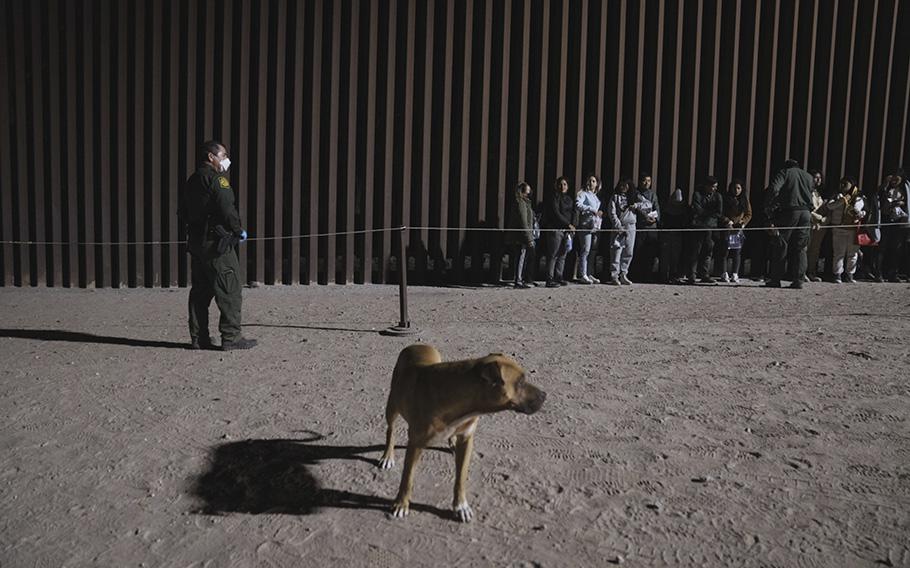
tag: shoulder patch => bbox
[218,176,231,189]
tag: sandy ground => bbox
[1,280,909,567]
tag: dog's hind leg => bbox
[389,442,424,519]
[452,421,478,522]
[378,403,398,469]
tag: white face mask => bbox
[220,157,231,172]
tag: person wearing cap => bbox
[764,158,815,289]
[178,140,258,351]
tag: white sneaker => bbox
[721,272,730,283]
[589,275,600,284]
[619,273,633,285]
[580,275,593,284]
[731,273,739,283]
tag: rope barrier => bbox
[1,221,907,246]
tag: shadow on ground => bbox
[0,328,188,349]
[189,433,452,519]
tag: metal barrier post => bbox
[381,226,417,336]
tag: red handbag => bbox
[855,226,877,247]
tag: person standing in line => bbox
[764,158,815,289]
[607,178,641,285]
[541,177,576,287]
[575,174,603,284]
[658,184,689,284]
[821,176,865,283]
[877,168,909,282]
[179,140,257,351]
[686,176,724,284]
[716,179,752,283]
[805,170,828,282]
[505,181,536,289]
[629,173,660,282]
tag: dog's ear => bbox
[479,361,504,388]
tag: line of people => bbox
[504,161,910,289]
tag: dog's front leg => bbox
[390,443,423,518]
[378,408,398,469]
[452,431,476,522]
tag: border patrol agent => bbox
[179,141,257,350]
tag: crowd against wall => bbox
[502,163,910,288]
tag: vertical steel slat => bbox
[46,0,62,285]
[899,0,910,166]
[477,0,491,222]
[517,0,530,179]
[651,0,666,183]
[420,1,434,247]
[875,0,900,181]
[96,0,112,287]
[149,1,162,285]
[273,0,287,283]
[402,0,416,254]
[726,0,741,183]
[632,0,645,177]
[115,2,130,286]
[345,0,359,283]
[669,0,684,193]
[64,0,79,286]
[574,0,589,186]
[361,0,378,283]
[203,0,215,137]
[254,1,268,283]
[594,0,607,176]
[496,0,511,227]
[784,0,801,158]
[308,0,323,284]
[81,1,97,285]
[613,0,626,182]
[802,0,820,166]
[535,0,549,200]
[132,1,144,285]
[708,0,722,176]
[220,0,234,145]
[0,2,14,285]
[28,1,48,284]
[744,0,762,194]
[288,0,305,283]
[838,1,859,174]
[380,0,397,283]
[821,0,839,174]
[326,0,340,283]
[166,0,180,286]
[437,0,454,262]
[556,0,568,177]
[686,0,703,197]
[234,0,250,282]
[858,0,880,188]
[457,0,472,265]
[12,1,31,285]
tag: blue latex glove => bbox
[240,230,248,242]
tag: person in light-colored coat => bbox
[607,178,642,285]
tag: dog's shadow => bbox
[189,433,452,519]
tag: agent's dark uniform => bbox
[180,163,244,345]
[766,164,814,287]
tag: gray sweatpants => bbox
[610,226,636,278]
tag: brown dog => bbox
[378,344,546,522]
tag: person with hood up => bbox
[877,168,910,282]
[505,181,536,288]
[686,176,724,284]
[606,178,642,285]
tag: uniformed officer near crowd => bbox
[764,158,814,289]
[179,140,257,350]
